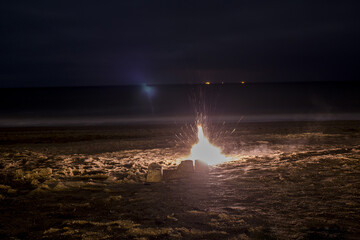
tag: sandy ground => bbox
[0,121,359,239]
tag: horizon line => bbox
[0,80,358,89]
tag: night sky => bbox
[1,1,359,87]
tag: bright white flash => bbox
[188,125,228,165]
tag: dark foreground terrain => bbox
[0,121,359,239]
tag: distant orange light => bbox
[205,81,211,85]
[241,81,245,84]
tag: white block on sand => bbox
[146,163,163,182]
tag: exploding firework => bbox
[188,125,229,165]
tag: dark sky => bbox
[1,1,359,87]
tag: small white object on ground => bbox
[146,163,163,182]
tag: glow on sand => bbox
[188,125,229,165]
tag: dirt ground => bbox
[0,121,359,239]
